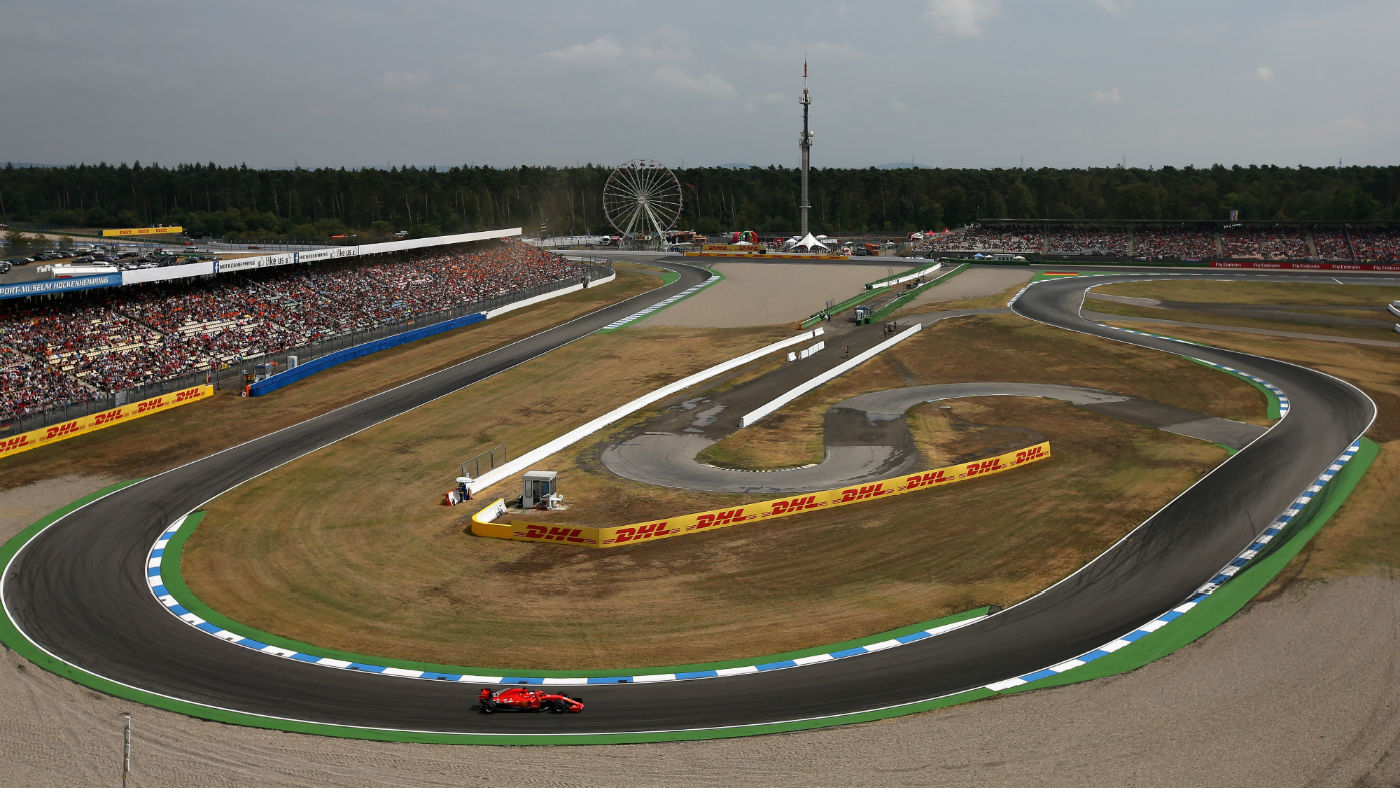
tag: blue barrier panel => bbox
[249,312,486,396]
[0,273,121,300]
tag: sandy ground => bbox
[4,268,1398,786]
[3,476,1399,787]
[906,266,1033,309]
[644,262,910,327]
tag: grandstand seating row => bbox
[0,239,584,422]
[917,225,1400,262]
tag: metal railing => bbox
[1,260,613,436]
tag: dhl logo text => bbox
[612,521,671,544]
[769,495,820,516]
[521,524,593,544]
[904,469,950,490]
[1,435,32,452]
[964,458,1004,477]
[92,409,126,426]
[136,397,166,413]
[44,421,84,439]
[696,508,748,529]
[840,484,886,502]
[1014,445,1047,464]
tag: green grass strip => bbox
[874,264,971,320]
[864,258,945,289]
[801,287,886,328]
[1186,356,1282,420]
[998,436,1377,695]
[164,513,990,676]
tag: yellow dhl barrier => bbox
[101,226,184,237]
[0,385,213,460]
[473,441,1050,548]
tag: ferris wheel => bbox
[602,159,682,243]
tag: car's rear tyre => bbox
[480,702,495,714]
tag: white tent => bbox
[791,232,830,251]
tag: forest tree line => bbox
[0,161,1397,242]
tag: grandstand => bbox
[917,221,1400,263]
[0,237,592,428]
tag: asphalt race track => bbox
[1,264,1386,736]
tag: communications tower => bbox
[799,61,813,238]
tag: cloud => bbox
[542,35,626,64]
[1090,87,1122,103]
[1251,66,1274,82]
[650,66,737,100]
[743,91,787,112]
[374,70,430,89]
[1091,0,1130,14]
[746,39,862,61]
[924,0,1002,37]
[891,97,910,113]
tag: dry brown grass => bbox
[1090,279,1400,342]
[0,266,659,490]
[1080,278,1400,593]
[1096,279,1400,306]
[183,312,1235,669]
[694,313,1270,471]
[1093,321,1400,576]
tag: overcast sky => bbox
[2,0,1396,170]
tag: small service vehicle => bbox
[478,687,584,714]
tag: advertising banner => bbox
[101,226,184,237]
[1210,261,1400,272]
[0,273,121,300]
[217,253,296,274]
[121,261,214,285]
[297,246,360,263]
[0,386,213,461]
[502,441,1051,548]
[700,243,766,254]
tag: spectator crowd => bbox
[0,239,586,422]
[915,223,1400,264]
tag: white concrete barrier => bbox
[739,323,923,428]
[483,272,616,319]
[468,328,825,494]
[1387,301,1400,319]
[866,263,943,290]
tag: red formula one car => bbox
[478,687,585,714]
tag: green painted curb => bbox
[998,436,1376,694]
[1187,356,1282,420]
